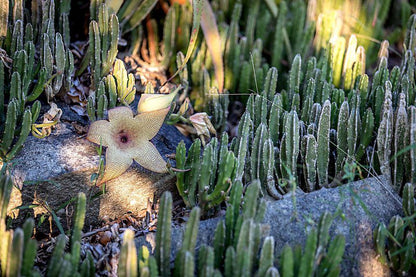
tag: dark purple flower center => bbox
[118,130,129,144]
[120,135,128,143]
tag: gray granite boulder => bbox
[137,175,402,276]
[7,116,191,232]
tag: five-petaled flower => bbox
[87,106,169,185]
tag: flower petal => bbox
[137,91,177,113]
[133,141,168,173]
[133,107,170,140]
[87,120,111,147]
[98,147,133,185]
[108,106,134,124]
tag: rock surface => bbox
[137,175,402,276]
[8,112,191,232]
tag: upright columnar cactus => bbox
[87,80,108,121]
[0,0,74,160]
[405,14,416,52]
[263,138,281,198]
[302,134,317,191]
[256,236,277,277]
[0,166,13,274]
[224,2,242,91]
[341,35,364,91]
[71,192,86,272]
[174,207,200,277]
[225,180,243,247]
[410,106,416,184]
[377,81,394,179]
[347,94,361,162]
[208,87,229,134]
[198,245,216,277]
[155,192,172,277]
[393,93,409,192]
[329,36,345,88]
[280,110,300,183]
[118,229,138,277]
[288,54,302,107]
[263,67,278,102]
[269,93,283,145]
[356,108,374,162]
[271,1,287,69]
[316,100,331,186]
[138,246,158,277]
[233,112,252,182]
[243,1,260,57]
[250,124,269,184]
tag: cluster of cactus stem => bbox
[118,182,345,276]
[0,0,74,162]
[38,0,74,101]
[86,58,137,121]
[175,132,236,216]
[0,166,95,276]
[186,0,403,109]
[180,0,314,112]
[310,0,408,65]
[229,13,416,197]
[0,165,40,276]
[86,1,176,122]
[374,183,416,274]
[86,1,119,90]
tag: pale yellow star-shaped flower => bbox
[87,106,169,185]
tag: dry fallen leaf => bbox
[31,102,62,139]
[87,106,170,185]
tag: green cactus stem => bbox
[119,229,138,277]
[317,100,331,186]
[155,192,172,277]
